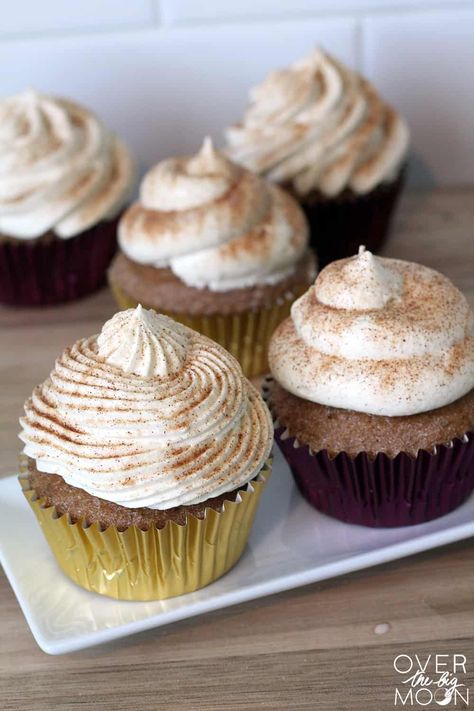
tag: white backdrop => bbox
[1,0,473,187]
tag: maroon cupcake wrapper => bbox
[262,380,474,528]
[297,167,406,269]
[0,217,120,306]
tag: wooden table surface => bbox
[1,188,473,710]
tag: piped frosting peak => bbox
[269,252,474,416]
[20,308,273,510]
[119,140,309,291]
[315,245,403,311]
[0,90,134,239]
[225,48,409,197]
[97,306,189,378]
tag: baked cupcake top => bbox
[20,306,273,509]
[225,49,409,198]
[0,90,135,239]
[269,247,474,416]
[118,138,309,291]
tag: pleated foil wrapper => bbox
[292,167,406,269]
[20,460,271,601]
[110,281,307,378]
[263,379,474,528]
[0,217,119,307]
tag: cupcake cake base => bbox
[265,380,474,528]
[0,218,119,307]
[20,457,271,600]
[275,428,474,528]
[109,253,315,378]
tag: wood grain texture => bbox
[0,188,473,710]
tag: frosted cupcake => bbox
[225,49,409,267]
[109,138,315,377]
[19,306,273,600]
[0,90,134,306]
[266,247,474,527]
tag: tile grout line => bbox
[158,1,474,28]
[1,2,473,44]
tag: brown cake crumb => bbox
[108,251,315,316]
[26,458,249,531]
[269,380,474,458]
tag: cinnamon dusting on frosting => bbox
[0,90,134,239]
[225,49,409,197]
[269,249,474,416]
[118,138,310,291]
[20,307,273,509]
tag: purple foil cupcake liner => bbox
[297,168,406,269]
[0,217,119,306]
[263,381,474,528]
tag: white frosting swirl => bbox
[119,138,309,291]
[225,49,410,197]
[316,245,403,311]
[269,248,474,416]
[97,304,189,377]
[20,307,273,509]
[0,90,135,239]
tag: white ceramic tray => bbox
[1,446,473,655]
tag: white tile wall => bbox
[363,9,474,187]
[0,1,154,36]
[160,0,443,25]
[0,19,357,175]
[1,1,473,187]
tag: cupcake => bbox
[0,90,135,306]
[109,138,315,377]
[266,247,474,527]
[19,305,273,600]
[225,49,410,268]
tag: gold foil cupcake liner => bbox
[20,460,271,601]
[110,282,306,377]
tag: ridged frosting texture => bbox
[225,49,409,198]
[119,138,309,291]
[20,306,273,509]
[0,90,135,239]
[269,247,474,416]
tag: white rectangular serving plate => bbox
[1,446,473,655]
